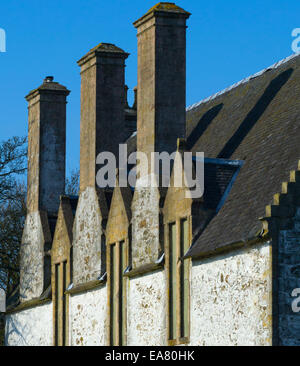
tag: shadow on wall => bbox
[217,68,294,159]
[4,315,27,346]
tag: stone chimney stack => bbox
[20,77,69,302]
[77,43,129,192]
[133,2,190,162]
[130,4,190,270]
[25,76,70,215]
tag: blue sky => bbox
[0,0,299,176]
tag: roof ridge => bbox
[186,53,300,112]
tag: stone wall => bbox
[131,186,162,268]
[277,207,300,345]
[5,302,52,346]
[127,270,167,346]
[69,286,107,346]
[189,242,272,346]
[19,212,50,302]
[6,241,275,346]
[72,187,105,285]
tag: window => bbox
[180,219,189,339]
[53,260,69,346]
[167,218,190,344]
[108,241,127,345]
[169,223,177,340]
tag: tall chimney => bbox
[77,43,129,192]
[25,76,70,215]
[20,77,69,302]
[72,43,129,286]
[133,2,190,162]
[131,3,190,270]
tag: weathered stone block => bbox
[131,185,163,269]
[20,211,52,302]
[72,187,107,285]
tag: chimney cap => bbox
[25,76,70,101]
[77,42,129,66]
[134,2,190,28]
[146,2,190,15]
[44,76,54,83]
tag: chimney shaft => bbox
[134,3,190,162]
[25,76,70,215]
[20,77,69,302]
[77,43,129,192]
[130,4,191,270]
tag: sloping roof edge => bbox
[186,53,299,112]
[186,159,300,260]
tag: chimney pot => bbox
[44,76,54,83]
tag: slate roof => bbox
[186,53,300,257]
[126,53,300,258]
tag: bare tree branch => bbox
[65,169,79,196]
